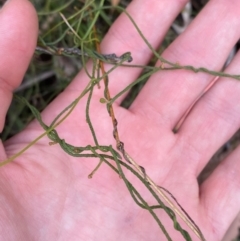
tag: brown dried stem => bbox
[173,76,219,133]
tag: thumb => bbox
[0,0,38,132]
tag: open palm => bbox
[1,0,240,240]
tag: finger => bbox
[170,49,240,176]
[199,146,240,240]
[63,0,189,104]
[0,0,38,131]
[131,0,240,128]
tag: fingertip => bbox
[0,0,38,85]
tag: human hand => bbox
[1,0,240,240]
